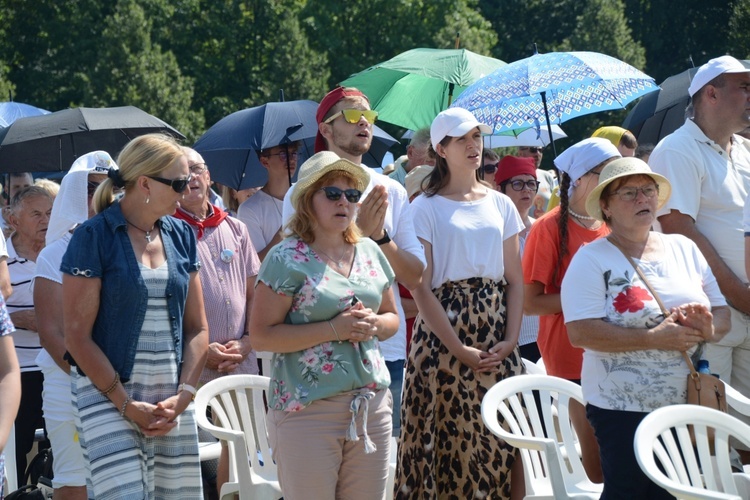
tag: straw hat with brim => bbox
[585,157,671,221]
[291,151,371,207]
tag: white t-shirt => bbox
[6,235,40,372]
[411,189,523,289]
[282,168,426,362]
[33,234,70,372]
[561,233,726,412]
[650,119,750,282]
[237,189,283,254]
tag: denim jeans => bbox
[386,359,404,438]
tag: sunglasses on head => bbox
[319,186,362,203]
[521,147,543,153]
[148,175,192,193]
[324,109,379,125]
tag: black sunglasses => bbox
[87,181,101,197]
[319,186,362,203]
[148,175,191,193]
[483,164,498,174]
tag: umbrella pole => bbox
[540,91,557,157]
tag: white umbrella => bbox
[484,124,566,149]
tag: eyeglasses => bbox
[319,186,362,203]
[189,163,207,175]
[482,164,498,174]
[264,151,298,162]
[324,109,379,125]
[507,179,540,192]
[608,184,659,202]
[87,181,101,197]
[148,175,192,193]
[520,147,543,153]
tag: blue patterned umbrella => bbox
[452,51,658,154]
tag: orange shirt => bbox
[522,206,609,379]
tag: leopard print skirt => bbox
[394,277,524,499]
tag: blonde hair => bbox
[93,134,184,213]
[286,170,361,244]
[33,178,60,199]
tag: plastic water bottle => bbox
[697,359,711,374]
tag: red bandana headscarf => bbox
[315,87,369,153]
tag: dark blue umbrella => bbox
[194,100,399,190]
[193,100,319,191]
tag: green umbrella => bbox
[340,48,506,131]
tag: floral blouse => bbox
[257,236,395,411]
[561,234,726,412]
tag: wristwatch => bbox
[371,229,391,245]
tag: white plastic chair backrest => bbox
[481,374,592,498]
[4,423,17,494]
[522,357,546,375]
[634,404,750,500]
[725,382,750,416]
[194,374,277,496]
[256,351,273,378]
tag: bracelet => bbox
[102,372,120,396]
[328,320,342,344]
[178,383,197,400]
[120,395,131,417]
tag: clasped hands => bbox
[457,341,516,373]
[331,302,380,343]
[125,391,193,437]
[656,302,715,352]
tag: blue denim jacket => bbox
[61,201,200,382]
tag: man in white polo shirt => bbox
[650,56,750,451]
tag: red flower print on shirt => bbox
[613,286,652,314]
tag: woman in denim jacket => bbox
[61,134,209,500]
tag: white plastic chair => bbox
[634,404,750,500]
[3,423,17,495]
[522,357,546,375]
[481,374,602,499]
[194,374,282,500]
[256,350,273,378]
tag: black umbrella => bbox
[194,100,400,191]
[622,68,698,145]
[0,106,185,173]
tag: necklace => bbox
[568,208,595,221]
[126,219,156,243]
[314,245,349,267]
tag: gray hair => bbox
[10,185,53,215]
[409,128,431,151]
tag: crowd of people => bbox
[0,53,748,500]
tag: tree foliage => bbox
[0,0,747,149]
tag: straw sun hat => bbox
[291,151,371,206]
[585,157,671,221]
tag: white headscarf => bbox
[553,137,620,197]
[46,151,117,245]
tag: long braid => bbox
[553,172,571,286]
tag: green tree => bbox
[87,0,204,141]
[728,0,750,59]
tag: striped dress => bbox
[72,262,202,500]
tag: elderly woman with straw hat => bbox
[249,151,399,499]
[561,157,730,499]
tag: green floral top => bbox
[257,236,395,412]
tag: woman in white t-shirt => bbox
[562,157,730,500]
[394,108,525,499]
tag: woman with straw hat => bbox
[249,151,399,499]
[561,157,730,499]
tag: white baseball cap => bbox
[688,55,750,97]
[430,108,492,150]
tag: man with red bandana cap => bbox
[282,87,426,439]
